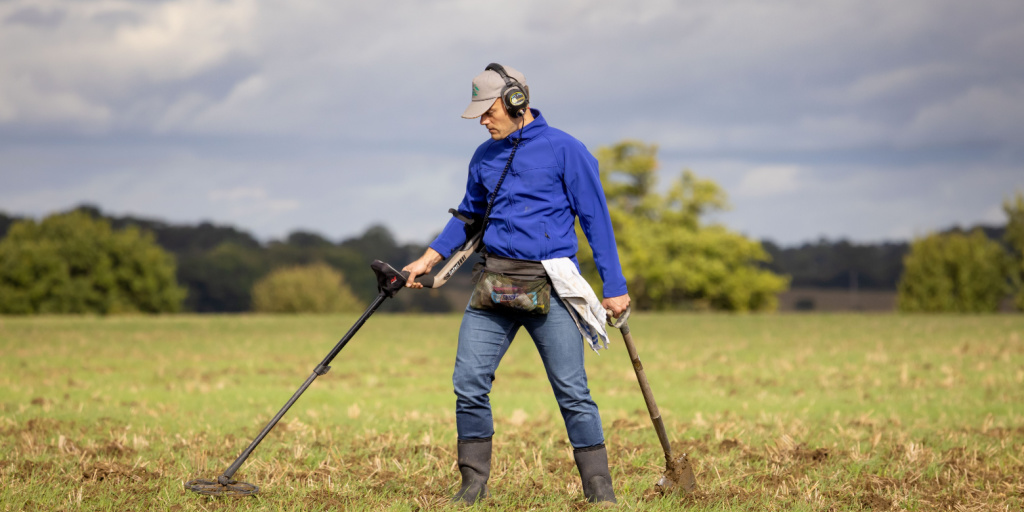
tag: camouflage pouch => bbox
[470,270,551,314]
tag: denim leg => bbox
[522,297,605,448]
[453,305,520,440]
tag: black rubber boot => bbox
[451,438,491,505]
[574,444,617,506]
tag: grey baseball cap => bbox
[461,65,528,119]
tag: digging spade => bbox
[607,307,698,494]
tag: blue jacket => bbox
[429,109,628,298]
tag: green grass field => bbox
[1,313,1022,511]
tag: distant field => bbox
[1,313,1022,511]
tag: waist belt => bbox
[477,252,549,281]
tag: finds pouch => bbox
[470,254,551,314]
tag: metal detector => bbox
[185,260,410,497]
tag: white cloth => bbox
[541,258,609,353]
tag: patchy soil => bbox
[3,413,1022,511]
[81,461,160,483]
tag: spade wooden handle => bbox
[616,321,674,461]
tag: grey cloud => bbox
[1,0,1022,245]
[7,0,1021,150]
[5,6,65,28]
[90,9,145,29]
[703,161,1024,244]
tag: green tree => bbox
[177,241,269,312]
[578,140,789,311]
[0,211,21,239]
[897,229,1010,313]
[1004,192,1024,311]
[251,262,364,313]
[0,211,186,314]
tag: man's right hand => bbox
[402,248,443,288]
[602,293,631,318]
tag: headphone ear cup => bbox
[504,85,528,117]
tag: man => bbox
[403,63,630,505]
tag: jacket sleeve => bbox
[562,142,629,298]
[429,164,487,259]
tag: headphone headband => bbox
[485,63,529,118]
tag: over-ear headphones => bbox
[485,63,529,118]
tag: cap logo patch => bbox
[509,91,526,106]
[472,84,479,98]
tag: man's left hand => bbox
[602,294,631,318]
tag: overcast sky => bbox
[2,0,1022,246]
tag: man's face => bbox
[479,98,519,140]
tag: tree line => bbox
[1,141,1021,315]
[761,225,1007,292]
[0,206,445,314]
[0,210,926,299]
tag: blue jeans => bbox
[453,294,605,448]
